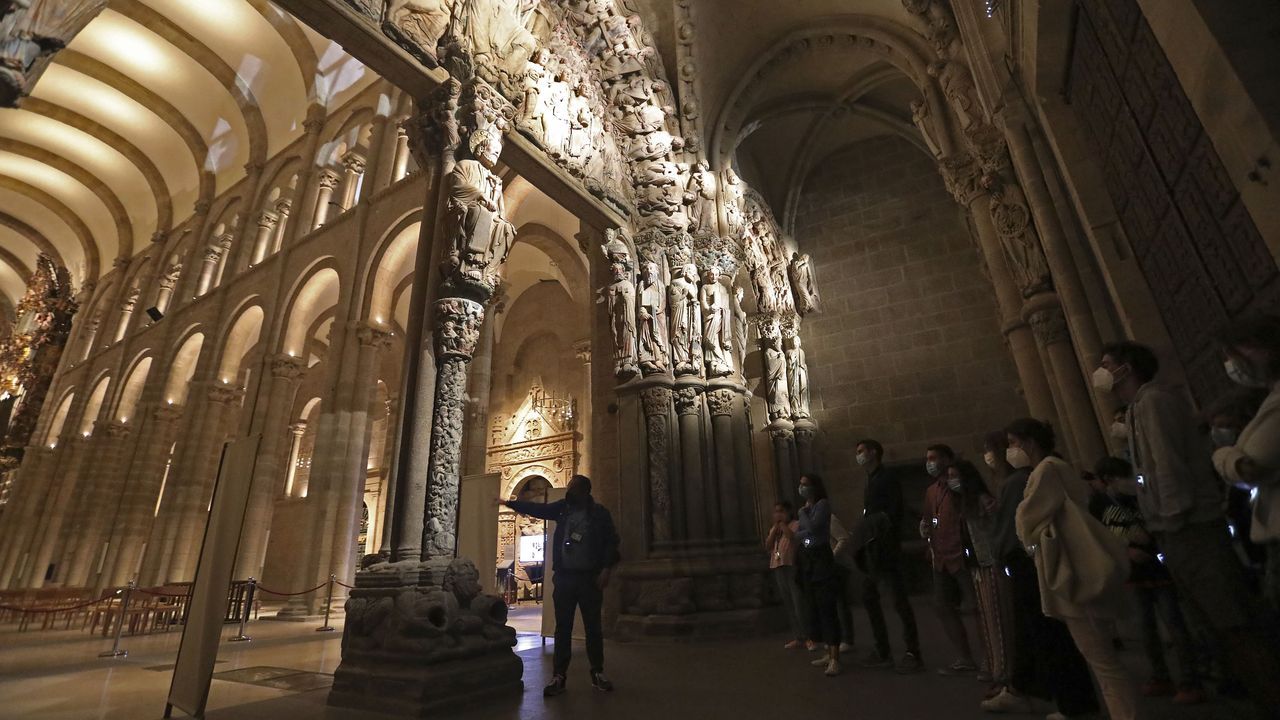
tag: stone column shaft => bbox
[22,437,90,587]
[1027,300,1106,464]
[104,405,182,586]
[674,383,708,543]
[311,170,341,231]
[284,422,306,497]
[0,448,54,587]
[249,211,280,266]
[64,422,132,586]
[771,424,797,508]
[640,385,674,548]
[194,246,222,297]
[391,125,411,183]
[707,387,742,543]
[271,200,292,255]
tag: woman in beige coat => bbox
[1010,417,1138,720]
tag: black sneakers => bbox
[543,674,567,697]
[590,671,614,692]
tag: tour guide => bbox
[499,474,621,697]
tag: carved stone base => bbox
[328,557,523,716]
[612,552,782,641]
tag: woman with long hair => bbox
[946,460,1003,691]
[795,473,841,676]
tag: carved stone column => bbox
[793,419,817,479]
[271,199,292,254]
[675,381,712,543]
[288,107,327,244]
[770,423,797,506]
[114,287,140,342]
[339,153,366,210]
[155,264,180,314]
[391,123,411,182]
[64,421,132,586]
[235,355,305,580]
[21,436,91,587]
[284,421,306,496]
[0,447,55,587]
[194,245,222,298]
[311,170,342,230]
[640,384,673,546]
[1026,297,1105,465]
[462,290,501,477]
[706,386,741,542]
[103,403,182,586]
[249,210,280,266]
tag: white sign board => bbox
[458,472,501,594]
[165,435,260,719]
[518,534,545,564]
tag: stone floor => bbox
[0,597,1257,720]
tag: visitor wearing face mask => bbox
[795,473,842,676]
[854,439,922,672]
[500,474,621,697]
[1010,418,1138,720]
[983,431,1015,493]
[1205,390,1269,578]
[1096,340,1280,712]
[920,443,980,675]
[947,461,1004,692]
[1215,314,1280,617]
[1094,456,1204,704]
[983,429,1101,717]
[766,501,810,651]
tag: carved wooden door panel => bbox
[1068,0,1279,405]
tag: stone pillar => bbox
[155,264,180,314]
[114,287,140,342]
[103,404,182,586]
[1026,297,1106,465]
[770,423,797,506]
[64,421,132,586]
[339,153,366,211]
[391,123,411,182]
[462,293,500,477]
[287,107,327,245]
[0,447,55,587]
[673,382,711,543]
[572,338,592,477]
[639,383,674,548]
[730,390,759,540]
[22,436,90,587]
[706,385,742,542]
[249,211,280,266]
[271,199,292,254]
[284,421,306,497]
[234,355,305,580]
[194,245,222,298]
[311,170,341,231]
[213,232,235,288]
[78,318,100,361]
[793,419,817,480]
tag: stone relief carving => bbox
[705,388,735,417]
[699,267,733,378]
[911,99,943,159]
[443,125,516,293]
[667,262,702,376]
[640,386,672,543]
[928,61,980,134]
[759,320,791,423]
[787,252,820,316]
[1028,306,1070,346]
[785,334,810,419]
[434,298,484,359]
[441,0,537,96]
[684,161,717,238]
[982,173,1052,297]
[597,230,638,380]
[731,285,748,374]
[637,260,669,375]
[673,385,701,416]
[383,0,452,64]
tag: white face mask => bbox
[1109,422,1129,441]
[1225,359,1268,388]
[983,451,997,469]
[855,452,870,467]
[1210,426,1239,448]
[925,461,942,477]
[946,477,962,492]
[1006,447,1032,469]
[1091,366,1116,392]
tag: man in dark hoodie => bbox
[502,474,621,697]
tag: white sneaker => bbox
[981,688,1033,713]
[810,653,831,667]
[839,642,854,653]
[824,658,841,676]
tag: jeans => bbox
[1063,614,1140,720]
[1006,553,1100,716]
[863,562,920,657]
[1136,584,1199,688]
[552,571,604,676]
[772,565,806,640]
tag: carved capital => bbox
[274,198,293,216]
[193,200,212,216]
[150,231,167,244]
[207,384,241,404]
[640,387,672,418]
[342,152,367,175]
[706,388,735,417]
[356,324,394,351]
[121,286,141,312]
[104,421,131,439]
[303,115,325,135]
[572,339,592,364]
[154,404,183,423]
[270,354,306,380]
[290,421,307,437]
[433,297,484,360]
[256,210,280,230]
[769,427,795,443]
[1027,305,1070,346]
[939,154,984,205]
[673,386,702,415]
[317,169,342,190]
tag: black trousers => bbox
[1006,553,1100,716]
[799,545,841,646]
[863,559,921,657]
[552,571,604,676]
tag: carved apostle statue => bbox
[445,126,516,286]
[786,334,810,419]
[732,285,748,373]
[637,261,669,374]
[700,268,733,377]
[685,161,718,237]
[788,252,821,315]
[601,262,637,379]
[762,332,791,422]
[448,0,537,90]
[518,48,553,146]
[667,263,702,375]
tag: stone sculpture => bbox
[982,173,1052,297]
[699,268,733,378]
[566,80,594,168]
[598,232,638,380]
[761,330,791,422]
[731,285,748,373]
[384,0,454,61]
[637,261,669,375]
[786,334,810,419]
[517,48,552,145]
[684,161,718,237]
[788,252,821,315]
[444,125,516,290]
[721,168,746,236]
[667,263,702,376]
[911,99,943,159]
[445,0,537,93]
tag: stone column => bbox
[311,170,342,231]
[22,436,90,587]
[674,382,711,543]
[249,210,280,266]
[572,338,592,477]
[365,112,397,193]
[1026,297,1106,464]
[730,390,759,540]
[339,153,366,210]
[706,385,742,543]
[234,355,305,580]
[0,447,55,587]
[212,232,235,288]
[770,423,797,506]
[391,123,411,182]
[194,245,222,298]
[64,421,132,586]
[640,384,674,548]
[155,265,180,314]
[113,287,140,342]
[103,404,182,586]
[271,199,292,254]
[462,292,500,476]
[284,421,306,497]
[78,318,100,361]
[793,419,817,480]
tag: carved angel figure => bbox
[667,263,702,376]
[786,335,810,419]
[637,261,668,374]
[566,80,595,168]
[445,126,516,286]
[788,252,821,315]
[699,268,733,377]
[601,261,637,379]
[517,49,553,145]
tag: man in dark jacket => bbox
[501,474,620,697]
[854,439,922,672]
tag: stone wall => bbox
[796,135,1026,518]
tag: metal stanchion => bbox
[99,582,133,658]
[228,578,255,642]
[316,574,336,633]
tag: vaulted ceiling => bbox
[0,0,376,307]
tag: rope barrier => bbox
[133,586,190,598]
[0,591,115,614]
[334,579,355,589]
[254,581,327,597]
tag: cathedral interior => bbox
[0,0,1276,718]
